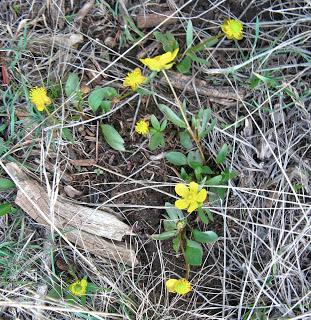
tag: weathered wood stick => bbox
[5,162,137,266]
[162,71,246,101]
[136,11,177,29]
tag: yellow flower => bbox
[135,119,149,136]
[123,68,147,91]
[68,279,88,297]
[29,86,52,111]
[221,19,243,40]
[165,278,192,295]
[139,48,179,72]
[175,182,207,213]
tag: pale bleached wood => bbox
[5,162,137,266]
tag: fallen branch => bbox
[135,11,177,29]
[161,71,246,101]
[5,162,137,266]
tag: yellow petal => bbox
[133,67,141,75]
[170,48,179,61]
[189,182,199,193]
[165,279,178,293]
[139,57,160,71]
[175,183,189,197]
[174,278,192,295]
[159,51,173,64]
[163,62,174,70]
[80,279,88,290]
[187,201,199,213]
[175,199,190,210]
[36,104,45,112]
[196,189,207,202]
[44,96,52,105]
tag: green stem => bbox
[162,70,205,162]
[180,230,190,279]
[186,32,224,55]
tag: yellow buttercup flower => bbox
[68,279,88,297]
[123,68,147,91]
[29,86,52,111]
[139,48,179,72]
[175,182,207,213]
[165,278,192,295]
[135,119,149,136]
[221,19,243,40]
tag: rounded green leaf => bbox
[65,73,80,98]
[100,124,125,151]
[179,130,193,149]
[165,202,184,221]
[193,229,218,243]
[205,175,222,186]
[149,132,165,151]
[187,150,203,168]
[216,143,229,164]
[185,239,203,266]
[0,178,15,191]
[88,87,118,113]
[150,115,160,130]
[177,56,192,74]
[165,151,187,166]
[0,203,13,216]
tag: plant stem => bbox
[180,230,190,279]
[162,70,205,162]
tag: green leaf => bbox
[180,167,189,180]
[187,150,203,168]
[172,236,181,253]
[136,87,153,96]
[0,123,7,134]
[216,144,229,164]
[88,87,118,113]
[197,207,209,224]
[194,166,203,180]
[47,285,63,299]
[87,282,101,294]
[205,118,217,135]
[193,229,218,243]
[187,52,209,65]
[100,100,112,113]
[205,175,222,186]
[65,73,80,98]
[100,124,125,151]
[179,131,193,149]
[152,230,178,240]
[150,115,160,130]
[163,220,177,231]
[198,108,211,136]
[160,119,167,131]
[177,56,192,74]
[165,202,184,221]
[158,104,187,128]
[186,20,193,48]
[185,239,203,266]
[165,151,187,166]
[221,168,237,182]
[149,132,165,150]
[0,178,15,191]
[154,31,179,52]
[202,166,214,175]
[191,36,219,53]
[61,128,74,143]
[206,209,214,222]
[0,203,13,217]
